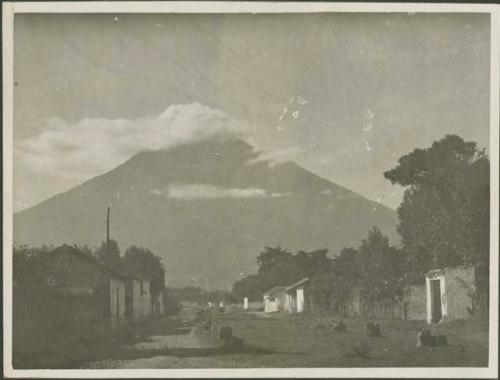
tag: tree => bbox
[295,249,330,277]
[232,247,331,303]
[358,227,404,306]
[94,239,121,271]
[330,247,360,315]
[13,244,54,288]
[230,274,264,302]
[384,135,489,280]
[122,246,165,297]
[464,157,490,268]
[256,246,293,275]
[309,248,358,314]
[265,259,305,289]
[309,262,336,313]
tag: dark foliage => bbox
[384,134,489,281]
[94,239,121,270]
[121,246,165,297]
[231,247,331,302]
[358,227,404,306]
[310,247,360,314]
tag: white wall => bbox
[109,277,126,326]
[297,288,305,313]
[132,278,153,321]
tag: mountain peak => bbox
[14,138,398,288]
[128,138,254,164]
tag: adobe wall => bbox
[444,266,475,320]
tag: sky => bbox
[13,12,491,212]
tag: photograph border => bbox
[3,2,499,378]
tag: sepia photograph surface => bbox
[3,2,499,378]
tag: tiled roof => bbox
[263,277,310,296]
[263,286,287,297]
[286,277,309,291]
[51,244,129,281]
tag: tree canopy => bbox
[384,134,489,279]
[121,246,165,297]
[95,239,121,270]
[309,228,403,314]
[358,227,404,305]
[14,241,167,298]
[231,246,331,302]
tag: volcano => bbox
[13,139,399,288]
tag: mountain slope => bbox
[14,139,399,288]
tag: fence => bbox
[357,302,408,320]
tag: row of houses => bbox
[261,266,479,324]
[14,244,166,350]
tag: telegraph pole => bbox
[106,206,110,266]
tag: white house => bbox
[263,286,287,312]
[109,275,127,328]
[153,291,165,315]
[285,277,309,313]
[425,266,476,324]
[126,277,153,322]
[263,278,310,313]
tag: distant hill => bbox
[14,139,399,289]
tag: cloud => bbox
[15,103,249,182]
[165,183,286,200]
[247,146,305,167]
[270,192,290,198]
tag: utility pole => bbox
[106,206,110,266]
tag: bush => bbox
[343,341,371,359]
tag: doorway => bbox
[430,279,442,323]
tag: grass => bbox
[91,310,490,369]
[155,312,488,368]
[178,310,489,368]
[18,307,489,369]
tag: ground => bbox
[79,306,489,369]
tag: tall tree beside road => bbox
[384,135,490,280]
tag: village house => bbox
[31,245,128,334]
[285,277,309,313]
[13,243,172,367]
[263,278,310,313]
[153,290,166,315]
[425,266,476,323]
[263,286,288,312]
[45,245,128,329]
[126,276,153,322]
